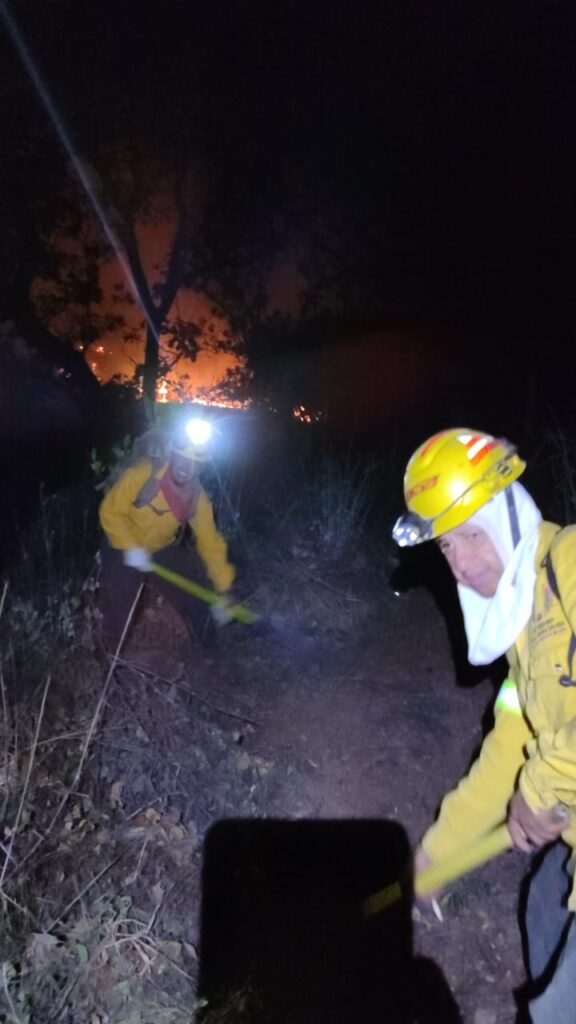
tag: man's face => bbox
[437,523,504,597]
[168,452,198,486]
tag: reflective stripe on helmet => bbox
[495,679,522,715]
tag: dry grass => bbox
[231,451,384,638]
[0,582,200,1023]
[245,553,372,637]
[0,445,394,1021]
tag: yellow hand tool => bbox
[150,561,332,658]
[364,802,570,919]
[363,824,512,919]
[149,561,260,625]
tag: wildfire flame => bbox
[154,376,250,408]
[293,404,323,424]
[157,378,169,403]
[193,395,250,410]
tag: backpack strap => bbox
[133,472,164,511]
[544,529,576,686]
[132,467,201,523]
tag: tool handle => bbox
[417,804,570,896]
[416,801,572,897]
[149,562,260,625]
[415,824,512,896]
[365,805,570,917]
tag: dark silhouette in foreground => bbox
[197,819,462,1023]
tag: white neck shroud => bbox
[456,482,542,665]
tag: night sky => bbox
[2,0,576,429]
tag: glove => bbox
[123,547,151,572]
[210,594,235,626]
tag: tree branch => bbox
[122,227,159,329]
[156,172,189,323]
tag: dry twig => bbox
[0,674,51,891]
[113,656,259,726]
[48,852,124,933]
[8,585,143,880]
[0,580,8,619]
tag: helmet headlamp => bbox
[392,512,433,547]
[185,417,212,447]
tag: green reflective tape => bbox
[495,679,522,715]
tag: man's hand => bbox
[210,594,235,626]
[123,547,151,572]
[507,791,568,852]
[414,845,443,906]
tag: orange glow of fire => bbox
[193,395,251,410]
[153,376,251,409]
[293,404,323,424]
[157,378,169,403]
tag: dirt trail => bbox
[2,567,529,1023]
[116,577,527,1023]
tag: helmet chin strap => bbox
[506,486,521,548]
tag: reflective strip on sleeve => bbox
[495,679,522,715]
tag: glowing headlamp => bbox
[185,417,212,448]
[392,512,433,547]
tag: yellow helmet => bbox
[392,428,526,546]
[170,443,209,462]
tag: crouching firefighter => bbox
[98,420,235,651]
[393,428,576,1024]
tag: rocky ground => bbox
[0,527,533,1024]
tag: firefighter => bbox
[98,420,235,649]
[393,428,576,1023]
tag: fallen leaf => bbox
[68,916,93,942]
[2,962,17,982]
[110,780,125,808]
[0,754,19,789]
[151,882,165,905]
[162,807,182,826]
[74,941,89,964]
[157,939,182,962]
[26,932,62,964]
[143,807,161,825]
[253,756,273,776]
[166,839,193,868]
[185,820,199,848]
[131,773,148,795]
[116,1011,143,1024]
[114,979,132,999]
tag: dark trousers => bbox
[524,839,576,1023]
[99,540,215,651]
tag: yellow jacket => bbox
[99,460,235,594]
[422,522,576,908]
